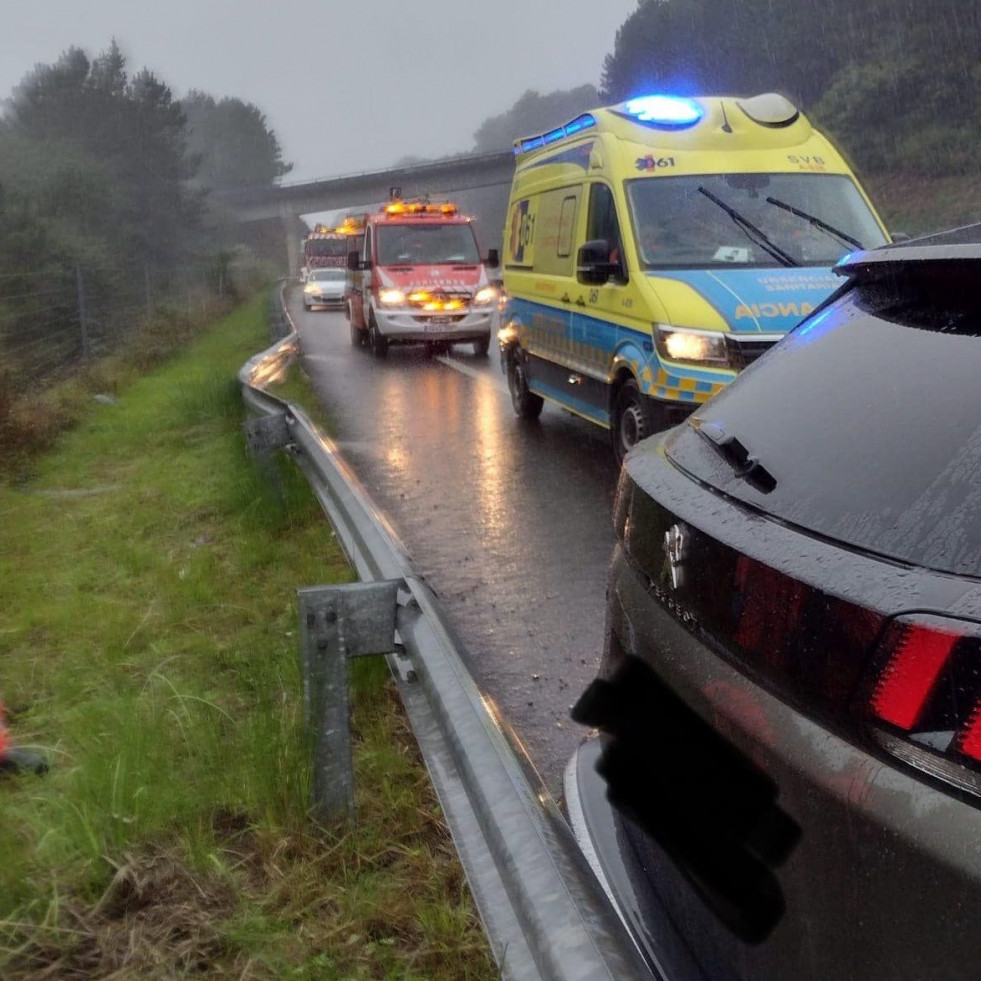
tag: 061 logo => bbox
[635,155,676,171]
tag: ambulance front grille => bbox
[725,333,784,370]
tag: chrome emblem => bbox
[664,523,689,590]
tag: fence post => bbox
[297,581,401,823]
[75,265,89,359]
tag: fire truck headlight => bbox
[379,289,406,306]
[473,287,497,306]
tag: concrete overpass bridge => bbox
[214,150,515,272]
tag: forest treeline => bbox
[602,0,981,175]
[476,0,979,177]
[0,40,289,388]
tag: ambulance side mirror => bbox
[486,248,500,268]
[577,240,614,285]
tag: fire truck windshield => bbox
[376,224,480,265]
[307,238,348,259]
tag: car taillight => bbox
[862,614,981,796]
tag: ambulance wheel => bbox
[369,315,388,358]
[472,336,490,358]
[612,379,654,465]
[507,350,543,420]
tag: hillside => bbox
[866,174,981,238]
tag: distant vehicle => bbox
[567,226,981,981]
[302,221,361,273]
[346,198,498,358]
[497,92,890,463]
[303,267,347,310]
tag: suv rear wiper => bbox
[697,186,798,268]
[692,419,777,493]
[765,196,864,251]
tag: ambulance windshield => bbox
[376,223,481,265]
[626,173,888,269]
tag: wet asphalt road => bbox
[293,292,619,795]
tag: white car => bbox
[303,267,347,310]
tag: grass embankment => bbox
[0,295,495,979]
[866,173,981,236]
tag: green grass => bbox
[0,294,495,979]
[865,172,981,236]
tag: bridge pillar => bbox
[281,207,305,277]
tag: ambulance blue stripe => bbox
[650,268,840,333]
[528,379,609,424]
[507,296,729,385]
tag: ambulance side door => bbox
[521,187,585,398]
[571,181,631,422]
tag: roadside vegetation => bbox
[0,39,289,400]
[0,294,494,979]
[475,1,981,237]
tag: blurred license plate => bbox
[430,316,450,326]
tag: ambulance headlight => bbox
[472,287,497,306]
[655,326,730,366]
[379,289,406,305]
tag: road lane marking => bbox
[436,356,509,394]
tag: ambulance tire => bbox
[612,379,654,465]
[472,336,490,358]
[368,314,388,358]
[507,350,544,420]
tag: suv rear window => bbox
[664,258,981,577]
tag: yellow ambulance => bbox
[498,93,890,462]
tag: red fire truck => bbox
[346,199,498,358]
[302,224,352,277]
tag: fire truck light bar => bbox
[383,200,458,216]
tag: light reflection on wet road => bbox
[294,297,619,794]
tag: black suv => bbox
[567,226,981,981]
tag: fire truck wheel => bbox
[350,319,363,347]
[369,315,388,358]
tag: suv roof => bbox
[839,222,981,273]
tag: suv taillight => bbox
[862,614,981,796]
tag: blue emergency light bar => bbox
[513,113,597,156]
[620,95,703,128]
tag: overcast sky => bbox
[0,0,639,181]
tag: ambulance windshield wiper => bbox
[697,186,798,268]
[691,418,777,494]
[765,196,864,250]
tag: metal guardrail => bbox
[237,285,650,980]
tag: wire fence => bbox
[0,257,238,393]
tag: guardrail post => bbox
[298,581,401,823]
[268,287,290,341]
